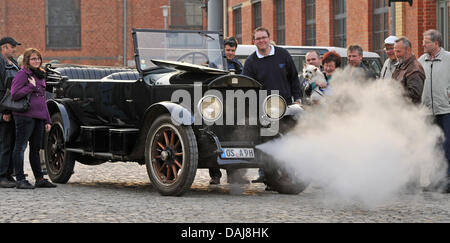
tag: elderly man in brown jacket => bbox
[391,37,425,104]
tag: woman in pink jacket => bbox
[11,48,55,189]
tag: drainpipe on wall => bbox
[390,3,396,36]
[223,0,228,37]
[0,1,6,36]
[207,0,223,32]
[123,0,127,67]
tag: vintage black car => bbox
[42,29,307,196]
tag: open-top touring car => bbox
[42,29,307,196]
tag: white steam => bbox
[257,67,448,206]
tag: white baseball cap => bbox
[384,36,398,45]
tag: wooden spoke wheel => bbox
[152,127,184,184]
[145,114,198,196]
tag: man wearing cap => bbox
[380,36,398,79]
[0,36,21,188]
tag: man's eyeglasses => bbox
[254,36,268,41]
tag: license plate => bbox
[221,148,255,159]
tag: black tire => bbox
[43,113,75,183]
[264,167,309,194]
[145,114,198,196]
[262,154,309,195]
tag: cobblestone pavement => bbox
[1,156,450,223]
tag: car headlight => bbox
[263,94,286,120]
[198,95,223,122]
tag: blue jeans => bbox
[435,113,450,177]
[0,117,15,179]
[13,116,45,181]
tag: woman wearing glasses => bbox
[10,48,55,189]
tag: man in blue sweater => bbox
[243,27,301,105]
[243,27,301,185]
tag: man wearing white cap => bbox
[380,35,398,79]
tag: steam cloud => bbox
[257,67,448,207]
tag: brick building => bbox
[226,0,450,59]
[0,0,206,66]
[1,0,449,66]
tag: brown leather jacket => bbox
[392,54,425,104]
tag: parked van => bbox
[235,45,383,77]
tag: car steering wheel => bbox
[176,52,210,65]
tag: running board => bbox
[66,148,126,161]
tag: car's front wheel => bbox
[145,114,198,196]
[264,166,309,194]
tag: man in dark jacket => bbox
[223,37,243,74]
[0,37,21,188]
[243,27,301,105]
[347,45,378,80]
[391,37,425,105]
[209,37,247,185]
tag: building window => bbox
[305,0,316,46]
[252,1,262,30]
[373,0,389,60]
[333,0,346,48]
[438,0,449,50]
[233,7,242,44]
[275,0,285,45]
[46,0,81,49]
[170,0,203,30]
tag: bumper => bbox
[197,128,273,169]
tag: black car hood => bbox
[151,59,228,75]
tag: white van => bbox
[235,45,382,77]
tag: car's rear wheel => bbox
[43,113,75,183]
[145,114,198,196]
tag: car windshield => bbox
[133,30,225,71]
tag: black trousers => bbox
[0,117,15,178]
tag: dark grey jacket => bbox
[0,54,20,117]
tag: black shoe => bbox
[0,177,16,188]
[209,177,221,185]
[16,180,35,189]
[252,176,265,183]
[35,178,57,188]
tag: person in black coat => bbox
[243,28,301,105]
[347,44,378,80]
[209,37,248,185]
[0,37,21,188]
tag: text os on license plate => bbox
[221,148,255,159]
